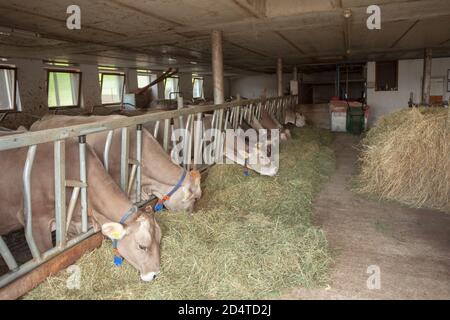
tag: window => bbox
[137,70,153,88]
[164,77,179,99]
[47,70,81,108]
[100,72,125,104]
[0,66,18,111]
[375,61,398,91]
[192,77,204,99]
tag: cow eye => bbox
[138,244,149,251]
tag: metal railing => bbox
[0,95,298,288]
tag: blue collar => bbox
[112,205,138,266]
[154,170,187,212]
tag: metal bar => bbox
[54,140,66,248]
[153,120,160,139]
[65,187,80,234]
[120,127,129,192]
[0,228,95,289]
[22,145,41,261]
[216,109,224,162]
[193,112,202,169]
[79,135,88,233]
[135,124,142,203]
[163,118,170,152]
[103,130,113,172]
[0,96,296,151]
[127,164,137,196]
[0,236,18,271]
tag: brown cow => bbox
[0,131,161,281]
[30,115,201,212]
[256,110,291,141]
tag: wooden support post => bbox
[422,48,432,106]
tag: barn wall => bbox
[366,57,450,126]
[203,75,231,101]
[230,73,293,99]
[1,58,48,129]
[80,64,102,108]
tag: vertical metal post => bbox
[187,115,194,170]
[193,112,203,169]
[136,124,142,203]
[120,127,129,192]
[163,118,170,152]
[79,135,88,233]
[0,236,18,271]
[153,120,160,139]
[66,186,80,234]
[103,130,113,172]
[54,140,66,248]
[216,108,224,162]
[23,145,41,260]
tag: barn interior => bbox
[0,0,449,300]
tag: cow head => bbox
[144,170,202,212]
[98,212,162,282]
[247,143,278,176]
[295,113,306,127]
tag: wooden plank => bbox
[0,233,103,300]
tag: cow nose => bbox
[141,272,158,282]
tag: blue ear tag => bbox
[154,202,164,212]
[114,255,123,266]
[244,170,250,177]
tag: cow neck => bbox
[141,129,184,186]
[86,149,137,224]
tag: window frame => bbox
[0,65,18,112]
[137,70,153,89]
[375,60,398,92]
[192,76,204,99]
[164,76,180,100]
[100,71,126,106]
[46,68,82,109]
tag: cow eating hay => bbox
[25,127,335,300]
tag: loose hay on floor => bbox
[356,107,450,212]
[25,127,336,300]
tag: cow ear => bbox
[101,222,127,240]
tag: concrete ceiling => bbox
[0,0,450,75]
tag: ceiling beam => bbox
[0,5,128,38]
[273,31,305,55]
[390,20,420,48]
[107,0,185,27]
[225,40,271,58]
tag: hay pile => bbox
[356,107,449,212]
[25,127,335,300]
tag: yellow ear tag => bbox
[110,230,122,240]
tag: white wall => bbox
[367,57,450,126]
[230,73,293,99]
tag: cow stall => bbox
[0,95,298,299]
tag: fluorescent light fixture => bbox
[190,61,198,65]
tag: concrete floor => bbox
[286,133,450,300]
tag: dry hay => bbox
[25,127,335,300]
[356,107,450,212]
